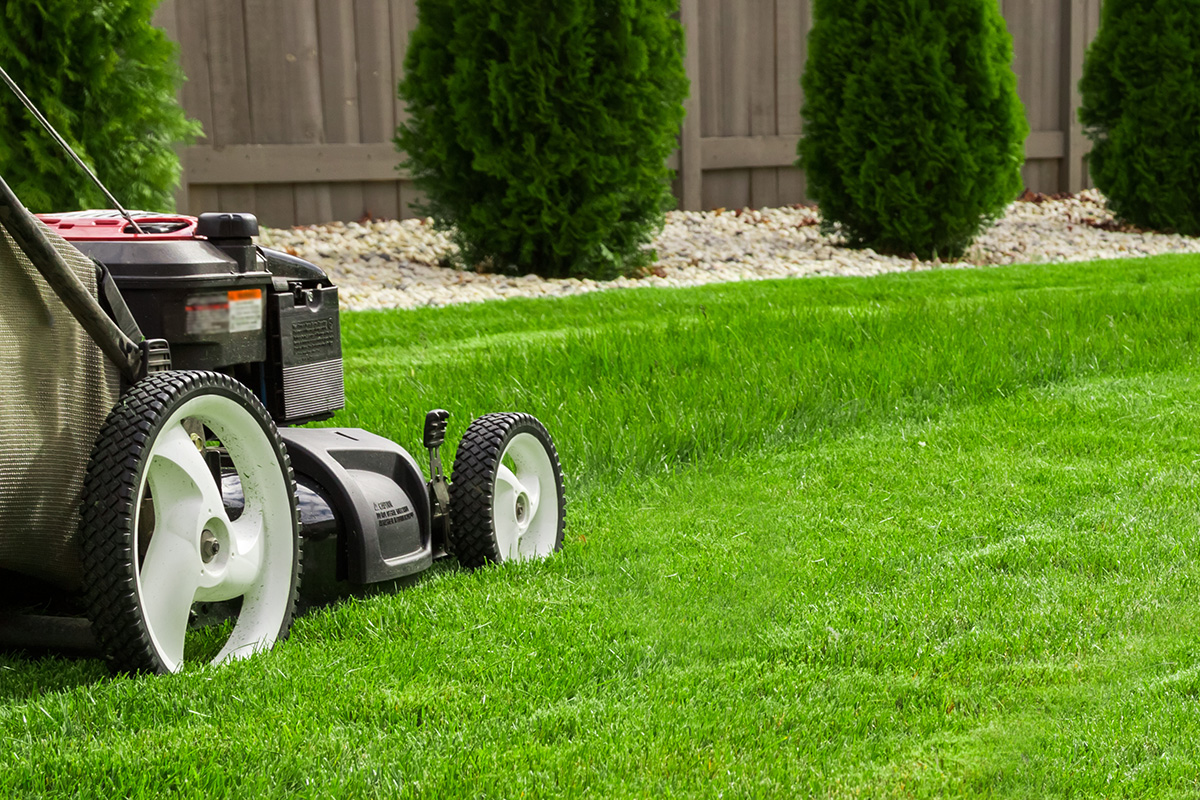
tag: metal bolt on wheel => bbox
[79,371,300,674]
[450,413,565,568]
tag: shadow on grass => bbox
[0,649,109,700]
[0,558,463,699]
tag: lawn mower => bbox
[0,68,565,674]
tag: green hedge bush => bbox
[396,0,688,280]
[0,1,199,213]
[1079,0,1200,234]
[799,0,1027,260]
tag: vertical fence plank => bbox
[205,0,253,146]
[1039,0,1062,134]
[1082,0,1102,188]
[1086,0,1103,42]
[291,0,331,224]
[317,0,366,222]
[1005,0,1031,190]
[1028,0,1047,191]
[1062,0,1088,192]
[700,0,751,210]
[749,0,778,209]
[355,0,400,220]
[206,0,256,217]
[241,0,327,225]
[390,0,419,218]
[1009,0,1055,193]
[698,0,721,208]
[390,0,416,132]
[679,0,703,211]
[723,0,751,209]
[244,0,295,224]
[153,0,200,213]
[775,0,808,205]
[1039,0,1064,193]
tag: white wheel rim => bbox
[492,432,559,562]
[133,393,294,672]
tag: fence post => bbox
[679,0,703,211]
[1062,0,1088,193]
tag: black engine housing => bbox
[45,211,345,425]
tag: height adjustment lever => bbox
[423,408,449,453]
[423,410,452,554]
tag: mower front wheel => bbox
[450,413,565,568]
[79,371,300,674]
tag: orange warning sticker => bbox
[228,288,264,333]
[186,289,263,335]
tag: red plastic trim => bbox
[37,211,200,241]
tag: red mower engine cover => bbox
[39,210,345,425]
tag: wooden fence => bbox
[154,0,1102,227]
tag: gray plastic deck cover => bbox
[0,221,119,591]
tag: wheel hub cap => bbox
[200,529,221,563]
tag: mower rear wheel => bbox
[450,413,564,568]
[79,371,300,674]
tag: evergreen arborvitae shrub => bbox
[0,1,199,213]
[799,0,1028,260]
[1079,0,1200,234]
[397,0,688,280]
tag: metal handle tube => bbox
[0,174,142,381]
[0,64,144,234]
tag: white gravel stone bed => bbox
[256,190,1200,311]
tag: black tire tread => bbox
[449,412,565,569]
[78,370,301,674]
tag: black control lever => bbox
[423,409,452,554]
[423,408,449,453]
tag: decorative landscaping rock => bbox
[256,190,1200,311]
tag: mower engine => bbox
[39,210,344,425]
[0,60,564,674]
[39,209,444,597]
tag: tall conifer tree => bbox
[799,0,1027,259]
[1080,0,1200,234]
[0,1,199,212]
[397,0,688,279]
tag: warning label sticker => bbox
[185,289,263,335]
[228,289,263,333]
[185,294,229,335]
[374,499,414,528]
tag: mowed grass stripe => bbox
[2,255,1200,797]
[5,371,1198,796]
[339,256,1200,492]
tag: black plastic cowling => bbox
[423,409,450,450]
[196,212,259,242]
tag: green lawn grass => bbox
[4,256,1200,797]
